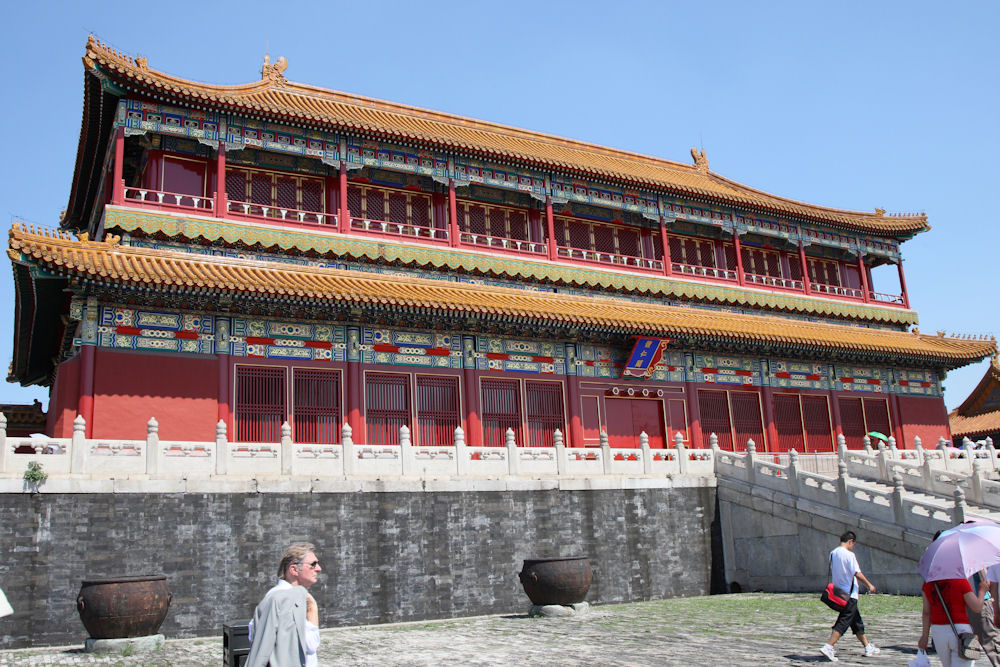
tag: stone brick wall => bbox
[0,486,717,648]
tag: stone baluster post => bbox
[987,439,997,471]
[837,433,847,462]
[863,434,872,454]
[914,436,924,465]
[953,486,967,525]
[601,430,612,474]
[342,423,354,477]
[676,432,688,475]
[0,412,8,474]
[837,460,851,510]
[877,445,892,481]
[938,436,950,471]
[745,439,756,485]
[972,459,985,505]
[888,436,897,457]
[215,419,228,476]
[922,446,936,496]
[145,417,159,476]
[891,472,906,526]
[280,421,293,476]
[506,428,520,476]
[554,428,568,476]
[400,425,414,477]
[454,426,469,478]
[787,449,800,496]
[71,414,87,474]
[639,431,652,474]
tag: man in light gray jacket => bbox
[247,543,322,667]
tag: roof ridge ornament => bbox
[690,148,708,173]
[261,54,288,86]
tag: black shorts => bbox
[832,598,865,636]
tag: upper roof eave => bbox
[81,37,929,239]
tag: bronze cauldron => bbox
[518,557,592,605]
[77,575,171,639]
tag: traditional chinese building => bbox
[949,356,1000,444]
[7,37,995,454]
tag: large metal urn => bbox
[76,575,171,639]
[518,557,592,605]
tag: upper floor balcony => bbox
[110,148,910,311]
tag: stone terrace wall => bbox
[0,482,718,649]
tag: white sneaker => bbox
[864,644,880,657]
[821,644,838,662]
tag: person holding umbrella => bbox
[918,522,1000,666]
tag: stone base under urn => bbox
[85,633,165,654]
[528,601,590,618]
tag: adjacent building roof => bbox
[949,356,1000,440]
[10,225,994,373]
[79,36,928,238]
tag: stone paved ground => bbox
[0,593,929,666]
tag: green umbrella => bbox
[867,431,889,442]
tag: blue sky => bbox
[1,1,996,412]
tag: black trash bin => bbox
[223,620,252,667]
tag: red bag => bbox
[820,582,850,611]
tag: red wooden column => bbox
[78,345,96,438]
[830,391,844,443]
[732,229,745,286]
[214,146,227,218]
[325,174,338,227]
[545,196,557,261]
[462,336,481,446]
[897,260,911,308]
[685,381,704,448]
[760,386,779,453]
[660,217,672,276]
[217,354,230,427]
[888,392,905,447]
[565,344,583,446]
[448,179,459,248]
[345,327,364,442]
[112,127,125,205]
[857,252,871,302]
[338,162,349,234]
[798,242,811,294]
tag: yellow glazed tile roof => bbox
[83,37,927,237]
[9,224,994,366]
[949,410,1000,440]
[102,207,918,326]
[952,355,1000,419]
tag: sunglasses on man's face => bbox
[298,560,320,569]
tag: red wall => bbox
[897,395,952,448]
[91,348,218,441]
[47,356,81,437]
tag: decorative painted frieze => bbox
[230,318,344,361]
[765,360,831,390]
[362,328,461,369]
[893,368,943,397]
[97,305,214,355]
[691,353,762,386]
[454,157,544,197]
[834,364,888,393]
[346,138,446,179]
[477,336,564,375]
